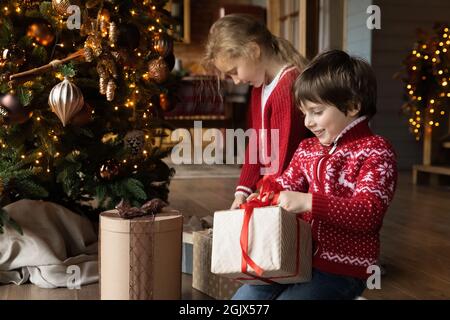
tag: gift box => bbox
[211,206,312,285]
[182,231,193,274]
[182,215,214,275]
[99,209,182,300]
[192,230,242,300]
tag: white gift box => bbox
[211,206,312,285]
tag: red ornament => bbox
[0,94,32,124]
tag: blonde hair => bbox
[203,14,308,74]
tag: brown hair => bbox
[294,50,377,118]
[202,14,308,74]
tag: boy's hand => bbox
[246,193,259,201]
[230,193,247,210]
[277,191,312,214]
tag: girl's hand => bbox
[277,191,312,214]
[230,193,247,209]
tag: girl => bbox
[202,14,309,209]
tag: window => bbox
[268,0,320,59]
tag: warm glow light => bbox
[436,50,440,54]
[439,70,444,75]
[35,160,40,164]
[416,53,421,57]
[417,97,422,101]
[443,81,448,86]
[409,90,414,95]
[435,122,440,127]
[407,84,412,89]
[432,58,437,62]
[114,106,119,110]
[134,165,138,169]
[441,111,445,115]
[416,111,421,115]
[21,155,25,159]
[429,121,434,125]
[412,66,417,71]
[37,117,41,121]
[430,109,435,113]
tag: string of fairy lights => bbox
[404,25,449,141]
[1,1,175,174]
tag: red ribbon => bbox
[238,176,283,283]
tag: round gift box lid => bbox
[100,209,182,234]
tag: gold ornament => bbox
[27,22,55,46]
[99,77,108,95]
[48,77,84,126]
[109,22,118,44]
[85,35,102,57]
[52,0,74,17]
[153,33,173,58]
[148,57,170,84]
[100,20,109,37]
[84,47,94,62]
[106,80,116,101]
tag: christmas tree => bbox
[0,0,179,233]
[400,23,450,141]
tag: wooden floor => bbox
[1,171,449,300]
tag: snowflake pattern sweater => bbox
[275,116,398,279]
[236,67,308,197]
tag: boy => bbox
[233,50,398,300]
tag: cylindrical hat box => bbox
[100,210,183,300]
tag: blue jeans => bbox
[232,269,366,300]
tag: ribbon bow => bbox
[115,198,168,219]
[238,176,283,281]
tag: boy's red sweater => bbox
[276,117,398,279]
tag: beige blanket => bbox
[0,199,98,288]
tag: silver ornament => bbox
[48,77,84,126]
